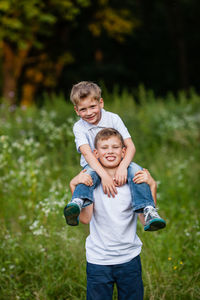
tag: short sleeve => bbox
[73,123,89,153]
[113,114,131,139]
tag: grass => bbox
[0,87,200,299]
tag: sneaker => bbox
[64,198,83,226]
[144,206,166,231]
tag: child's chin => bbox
[106,162,118,167]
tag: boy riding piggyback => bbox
[64,81,166,231]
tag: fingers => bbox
[79,171,93,186]
[117,177,123,186]
[134,170,144,176]
[85,175,93,186]
[133,169,152,185]
[110,185,117,197]
[87,175,93,185]
[108,185,117,198]
[115,175,127,186]
[113,178,120,187]
[135,169,149,176]
[123,176,127,185]
[133,172,148,184]
[104,186,112,198]
[103,184,117,198]
[103,186,110,197]
[85,180,93,186]
[134,177,145,184]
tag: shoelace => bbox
[144,206,159,220]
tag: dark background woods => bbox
[0,0,200,106]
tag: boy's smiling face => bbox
[94,136,125,169]
[74,96,104,125]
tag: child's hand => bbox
[70,170,93,195]
[133,168,154,187]
[101,173,117,198]
[114,165,128,186]
[77,169,93,186]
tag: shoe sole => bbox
[144,218,166,231]
[64,203,80,226]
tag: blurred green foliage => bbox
[0,87,200,299]
[0,0,90,46]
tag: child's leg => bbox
[64,165,101,226]
[71,165,101,207]
[127,162,155,212]
[128,162,166,231]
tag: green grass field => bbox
[0,88,200,299]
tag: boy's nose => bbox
[86,108,93,115]
[107,148,113,153]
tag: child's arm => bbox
[79,204,94,224]
[80,144,117,197]
[114,138,136,186]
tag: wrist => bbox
[70,175,79,186]
[70,181,76,189]
[99,169,109,179]
[119,160,129,170]
[149,179,157,189]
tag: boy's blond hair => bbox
[70,81,102,106]
[94,128,125,149]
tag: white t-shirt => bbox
[73,109,131,167]
[86,184,142,265]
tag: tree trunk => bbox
[2,42,17,104]
[2,41,31,105]
[21,83,36,107]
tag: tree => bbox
[0,0,138,106]
[0,0,90,105]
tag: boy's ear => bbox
[74,105,79,116]
[121,147,126,159]
[99,98,104,108]
[93,149,99,158]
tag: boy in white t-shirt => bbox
[64,81,166,231]
[69,128,160,300]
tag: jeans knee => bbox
[84,165,95,175]
[128,162,142,177]
[83,165,101,186]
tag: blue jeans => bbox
[71,162,155,211]
[86,255,144,300]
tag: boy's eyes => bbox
[79,105,96,111]
[100,146,119,149]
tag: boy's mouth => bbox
[86,114,95,119]
[105,156,116,161]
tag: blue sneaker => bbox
[64,199,83,226]
[144,206,166,231]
